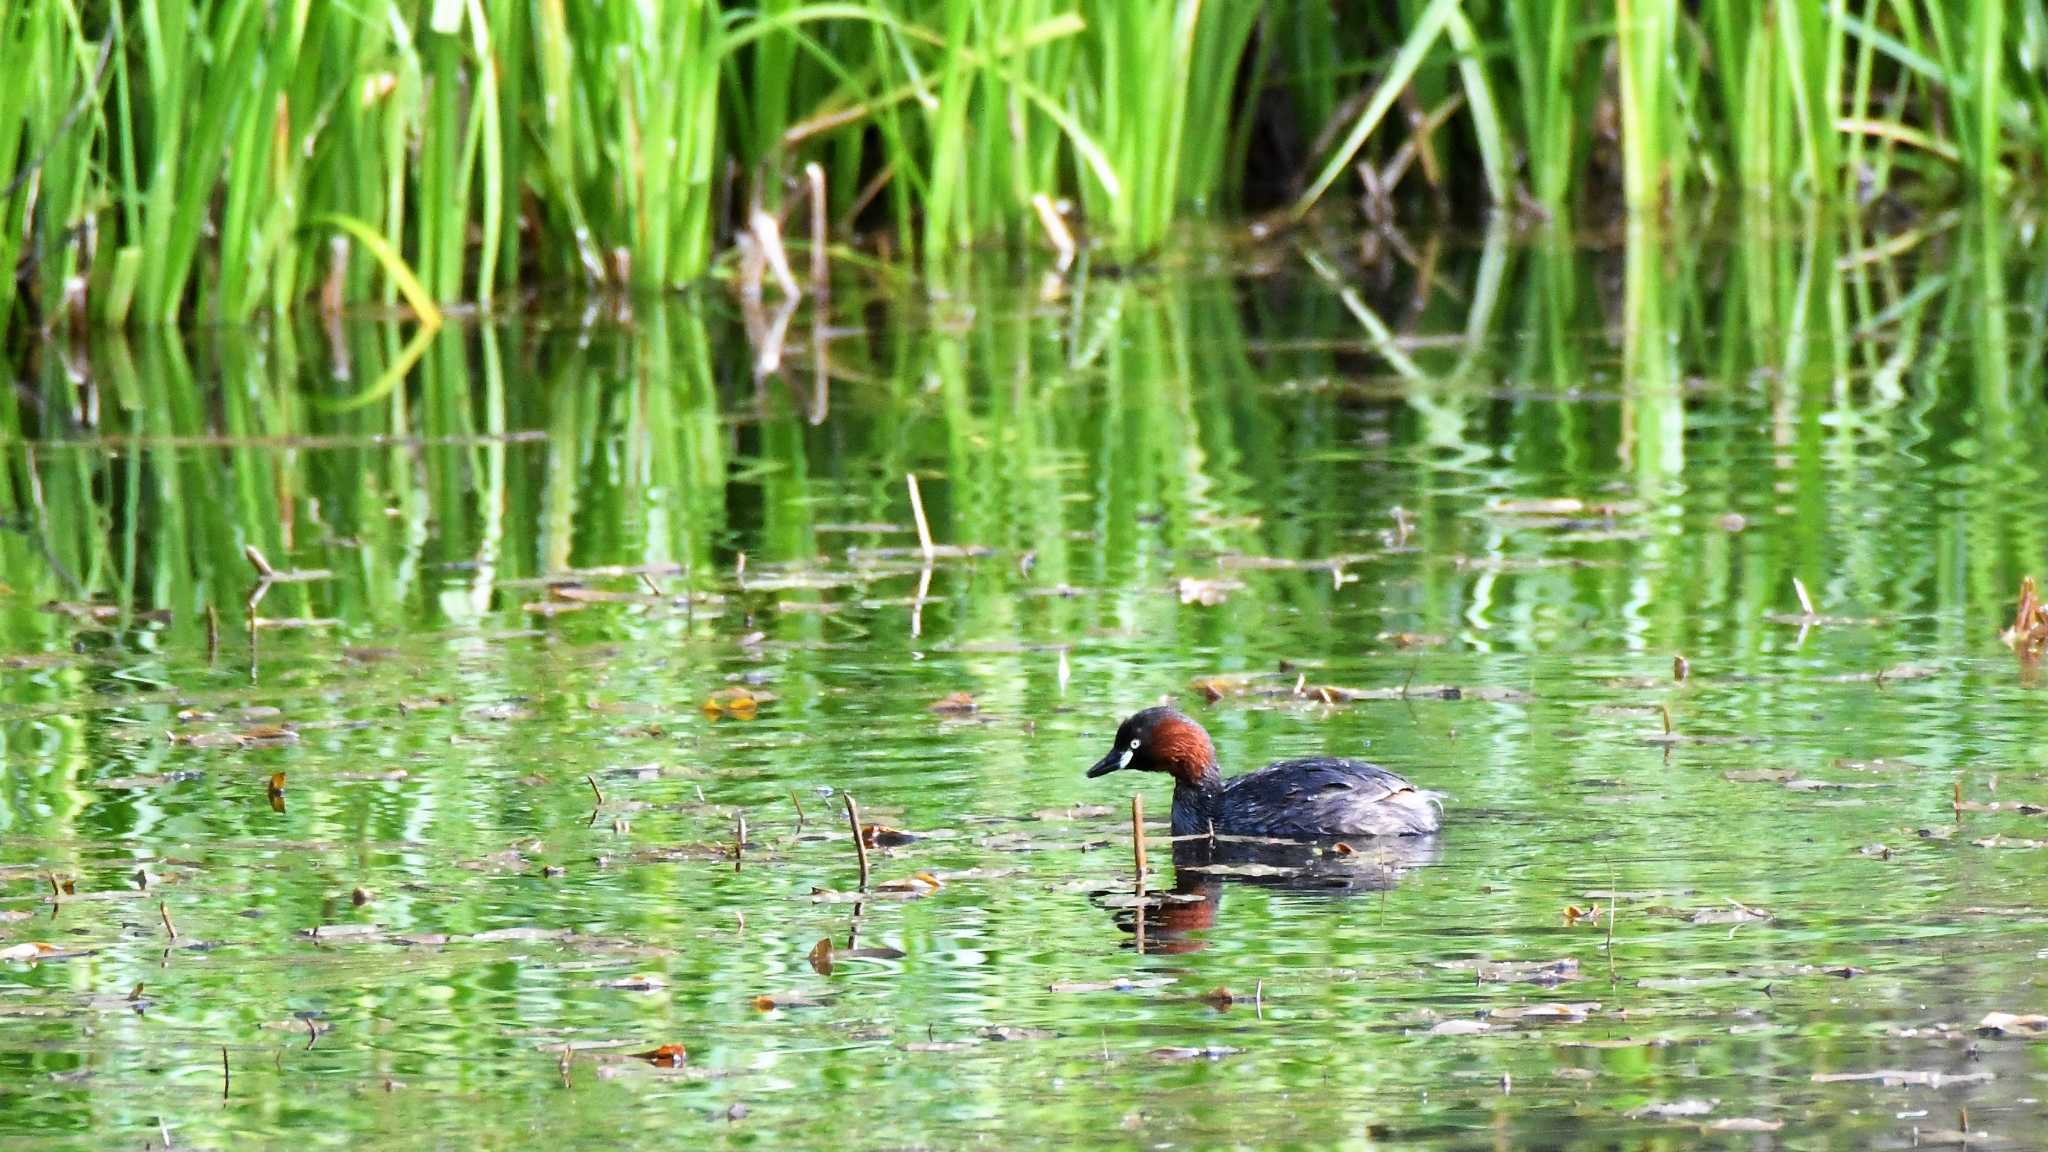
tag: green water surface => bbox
[4,221,2048,1149]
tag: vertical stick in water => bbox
[844,794,869,891]
[1131,794,1148,885]
[907,473,935,562]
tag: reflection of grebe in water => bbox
[1103,835,1444,954]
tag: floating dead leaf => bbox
[1627,1099,1716,1119]
[0,942,64,962]
[752,992,822,1011]
[1032,805,1112,821]
[861,825,918,848]
[1198,987,1236,1010]
[1491,1002,1599,1022]
[1150,1045,1241,1061]
[1377,632,1447,649]
[1428,1019,1492,1036]
[1977,1011,2048,1038]
[1048,977,1177,994]
[979,1026,1054,1042]
[1972,835,2046,850]
[2003,575,2048,662]
[1178,861,1304,878]
[873,871,942,894]
[1440,958,1580,986]
[629,1044,688,1067]
[601,973,670,991]
[1706,1117,1784,1133]
[702,687,771,720]
[266,772,286,812]
[1812,1069,1993,1088]
[1688,904,1772,925]
[1563,904,1602,926]
[1330,842,1356,856]
[927,692,978,715]
[470,926,571,943]
[808,937,835,976]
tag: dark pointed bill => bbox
[1086,748,1129,778]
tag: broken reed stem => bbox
[734,810,747,873]
[205,603,220,664]
[1254,978,1264,1019]
[221,1046,230,1100]
[906,473,934,562]
[159,900,178,941]
[1606,863,1617,986]
[789,788,805,831]
[844,793,870,891]
[584,774,603,806]
[1131,794,1148,887]
[804,162,829,297]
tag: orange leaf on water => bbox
[629,1044,688,1066]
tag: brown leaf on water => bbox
[927,691,978,715]
[873,871,942,894]
[2002,576,2048,662]
[702,687,771,720]
[1377,632,1447,649]
[1562,904,1602,926]
[808,937,834,976]
[1492,1001,1599,1022]
[1330,842,1356,856]
[629,1043,688,1067]
[1199,986,1236,1010]
[1978,1011,2048,1038]
[1972,835,2046,850]
[0,942,63,962]
[267,772,287,813]
[861,825,917,848]
[752,992,822,1011]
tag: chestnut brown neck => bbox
[1151,715,1219,790]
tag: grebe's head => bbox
[1085,707,1216,783]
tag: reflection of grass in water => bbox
[3,221,2047,656]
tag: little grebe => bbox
[1085,707,1441,838]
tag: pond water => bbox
[4,220,2048,1149]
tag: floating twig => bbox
[159,900,177,941]
[584,774,603,806]
[205,603,219,664]
[221,1047,230,1100]
[844,794,870,891]
[789,788,805,832]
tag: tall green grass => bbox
[4,1,2047,337]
